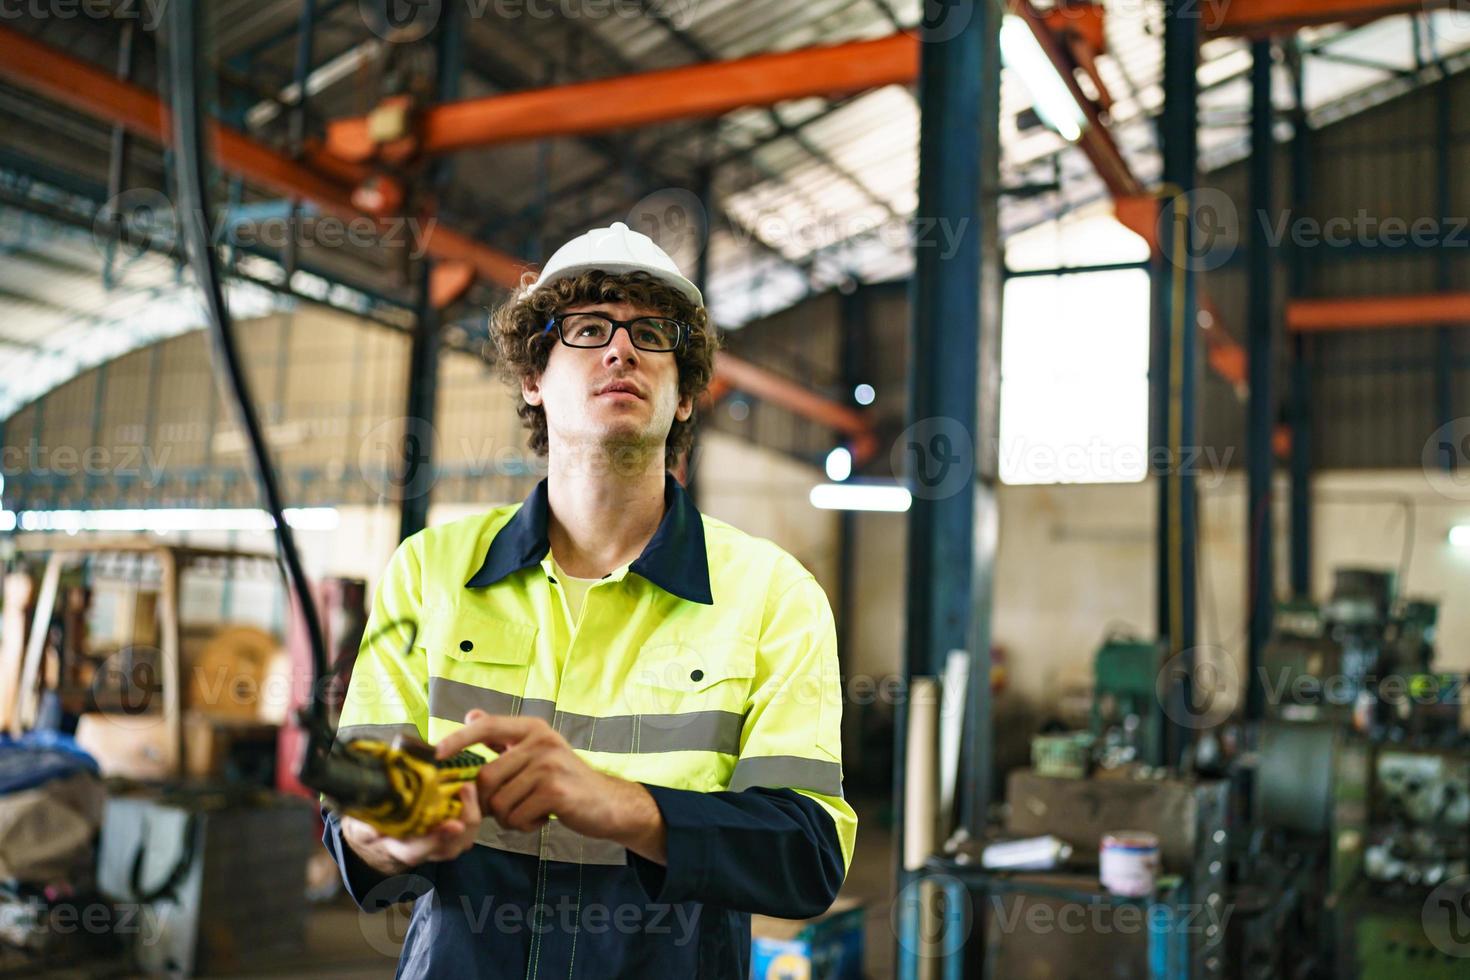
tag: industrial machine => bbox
[1244,567,1470,978]
[1091,636,1168,768]
[1259,568,1452,738]
[945,637,1226,978]
[972,565,1467,979]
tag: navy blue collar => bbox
[465,472,713,605]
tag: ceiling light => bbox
[1000,15,1085,143]
[7,507,340,534]
[809,483,912,512]
[825,447,853,482]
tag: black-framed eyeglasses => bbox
[542,312,687,353]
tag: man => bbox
[322,222,856,979]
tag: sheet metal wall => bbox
[1200,67,1470,469]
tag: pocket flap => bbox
[632,639,755,694]
[423,604,536,667]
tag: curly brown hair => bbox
[489,269,721,470]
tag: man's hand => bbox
[435,710,667,864]
[340,783,483,876]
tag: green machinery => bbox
[1091,637,1167,768]
[1250,569,1470,978]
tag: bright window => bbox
[999,214,1152,485]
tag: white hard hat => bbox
[530,221,703,308]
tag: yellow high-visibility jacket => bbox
[322,472,856,979]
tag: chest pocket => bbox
[422,602,537,706]
[626,638,756,720]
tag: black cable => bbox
[166,1,330,731]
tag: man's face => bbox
[522,299,694,462]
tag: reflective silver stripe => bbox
[518,698,557,723]
[336,723,421,745]
[728,755,844,798]
[429,676,521,720]
[429,677,743,755]
[558,708,743,755]
[476,817,626,866]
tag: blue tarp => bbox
[0,730,100,795]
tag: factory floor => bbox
[165,799,893,980]
[9,799,897,979]
[225,797,898,979]
[843,797,898,978]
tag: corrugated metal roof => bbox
[1,1,1468,398]
[0,203,285,417]
[695,5,1470,324]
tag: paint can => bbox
[1100,831,1160,896]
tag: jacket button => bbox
[690,669,704,682]
[460,640,474,652]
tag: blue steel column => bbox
[836,286,865,666]
[289,0,317,152]
[1245,40,1275,721]
[398,7,463,540]
[1288,41,1312,597]
[100,22,135,290]
[1434,76,1454,463]
[1155,0,1200,765]
[281,0,317,284]
[93,20,133,506]
[399,264,441,539]
[684,158,715,504]
[895,2,1000,976]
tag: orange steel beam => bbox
[0,28,877,456]
[1013,0,1140,199]
[1,25,349,213]
[327,2,1239,397]
[326,33,919,160]
[326,12,1138,206]
[714,353,878,465]
[700,377,734,406]
[1200,296,1248,395]
[1287,292,1470,332]
[0,25,527,289]
[0,27,873,453]
[1204,0,1454,36]
[1045,4,1113,111]
[327,14,1125,192]
[1045,5,1107,54]
[1013,0,1248,392]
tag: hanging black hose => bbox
[166,2,330,729]
[165,2,478,834]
